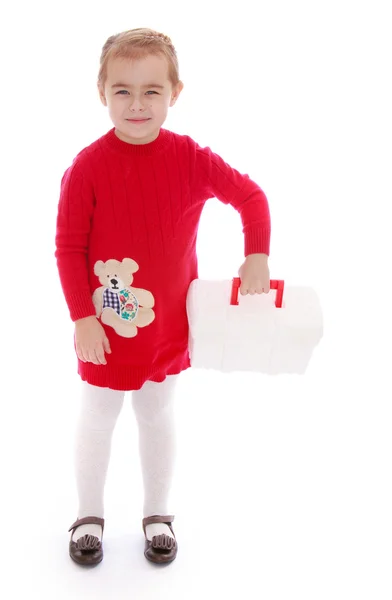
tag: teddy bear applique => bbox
[92,258,155,338]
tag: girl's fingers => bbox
[95,345,107,365]
[87,349,100,365]
[76,339,108,365]
[76,345,86,362]
[103,337,111,354]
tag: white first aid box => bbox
[186,278,323,375]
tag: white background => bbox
[1,0,391,598]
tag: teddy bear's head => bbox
[94,258,139,291]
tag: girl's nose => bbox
[128,96,145,110]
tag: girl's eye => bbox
[116,90,158,95]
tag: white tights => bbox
[72,375,178,542]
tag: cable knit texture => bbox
[55,127,271,390]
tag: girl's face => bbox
[98,54,183,145]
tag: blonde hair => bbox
[98,28,180,88]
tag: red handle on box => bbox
[230,278,284,308]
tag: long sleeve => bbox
[193,144,271,256]
[55,160,97,321]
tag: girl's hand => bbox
[75,316,111,365]
[238,253,270,295]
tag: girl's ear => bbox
[98,83,107,107]
[170,81,184,106]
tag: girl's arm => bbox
[55,159,96,321]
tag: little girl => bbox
[55,27,271,566]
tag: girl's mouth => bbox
[127,118,150,124]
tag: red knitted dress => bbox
[55,127,271,390]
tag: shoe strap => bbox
[142,515,175,534]
[68,516,105,533]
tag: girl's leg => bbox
[71,381,125,542]
[131,374,178,540]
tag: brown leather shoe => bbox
[142,515,177,564]
[68,516,104,566]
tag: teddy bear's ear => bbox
[94,260,105,276]
[122,258,139,273]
